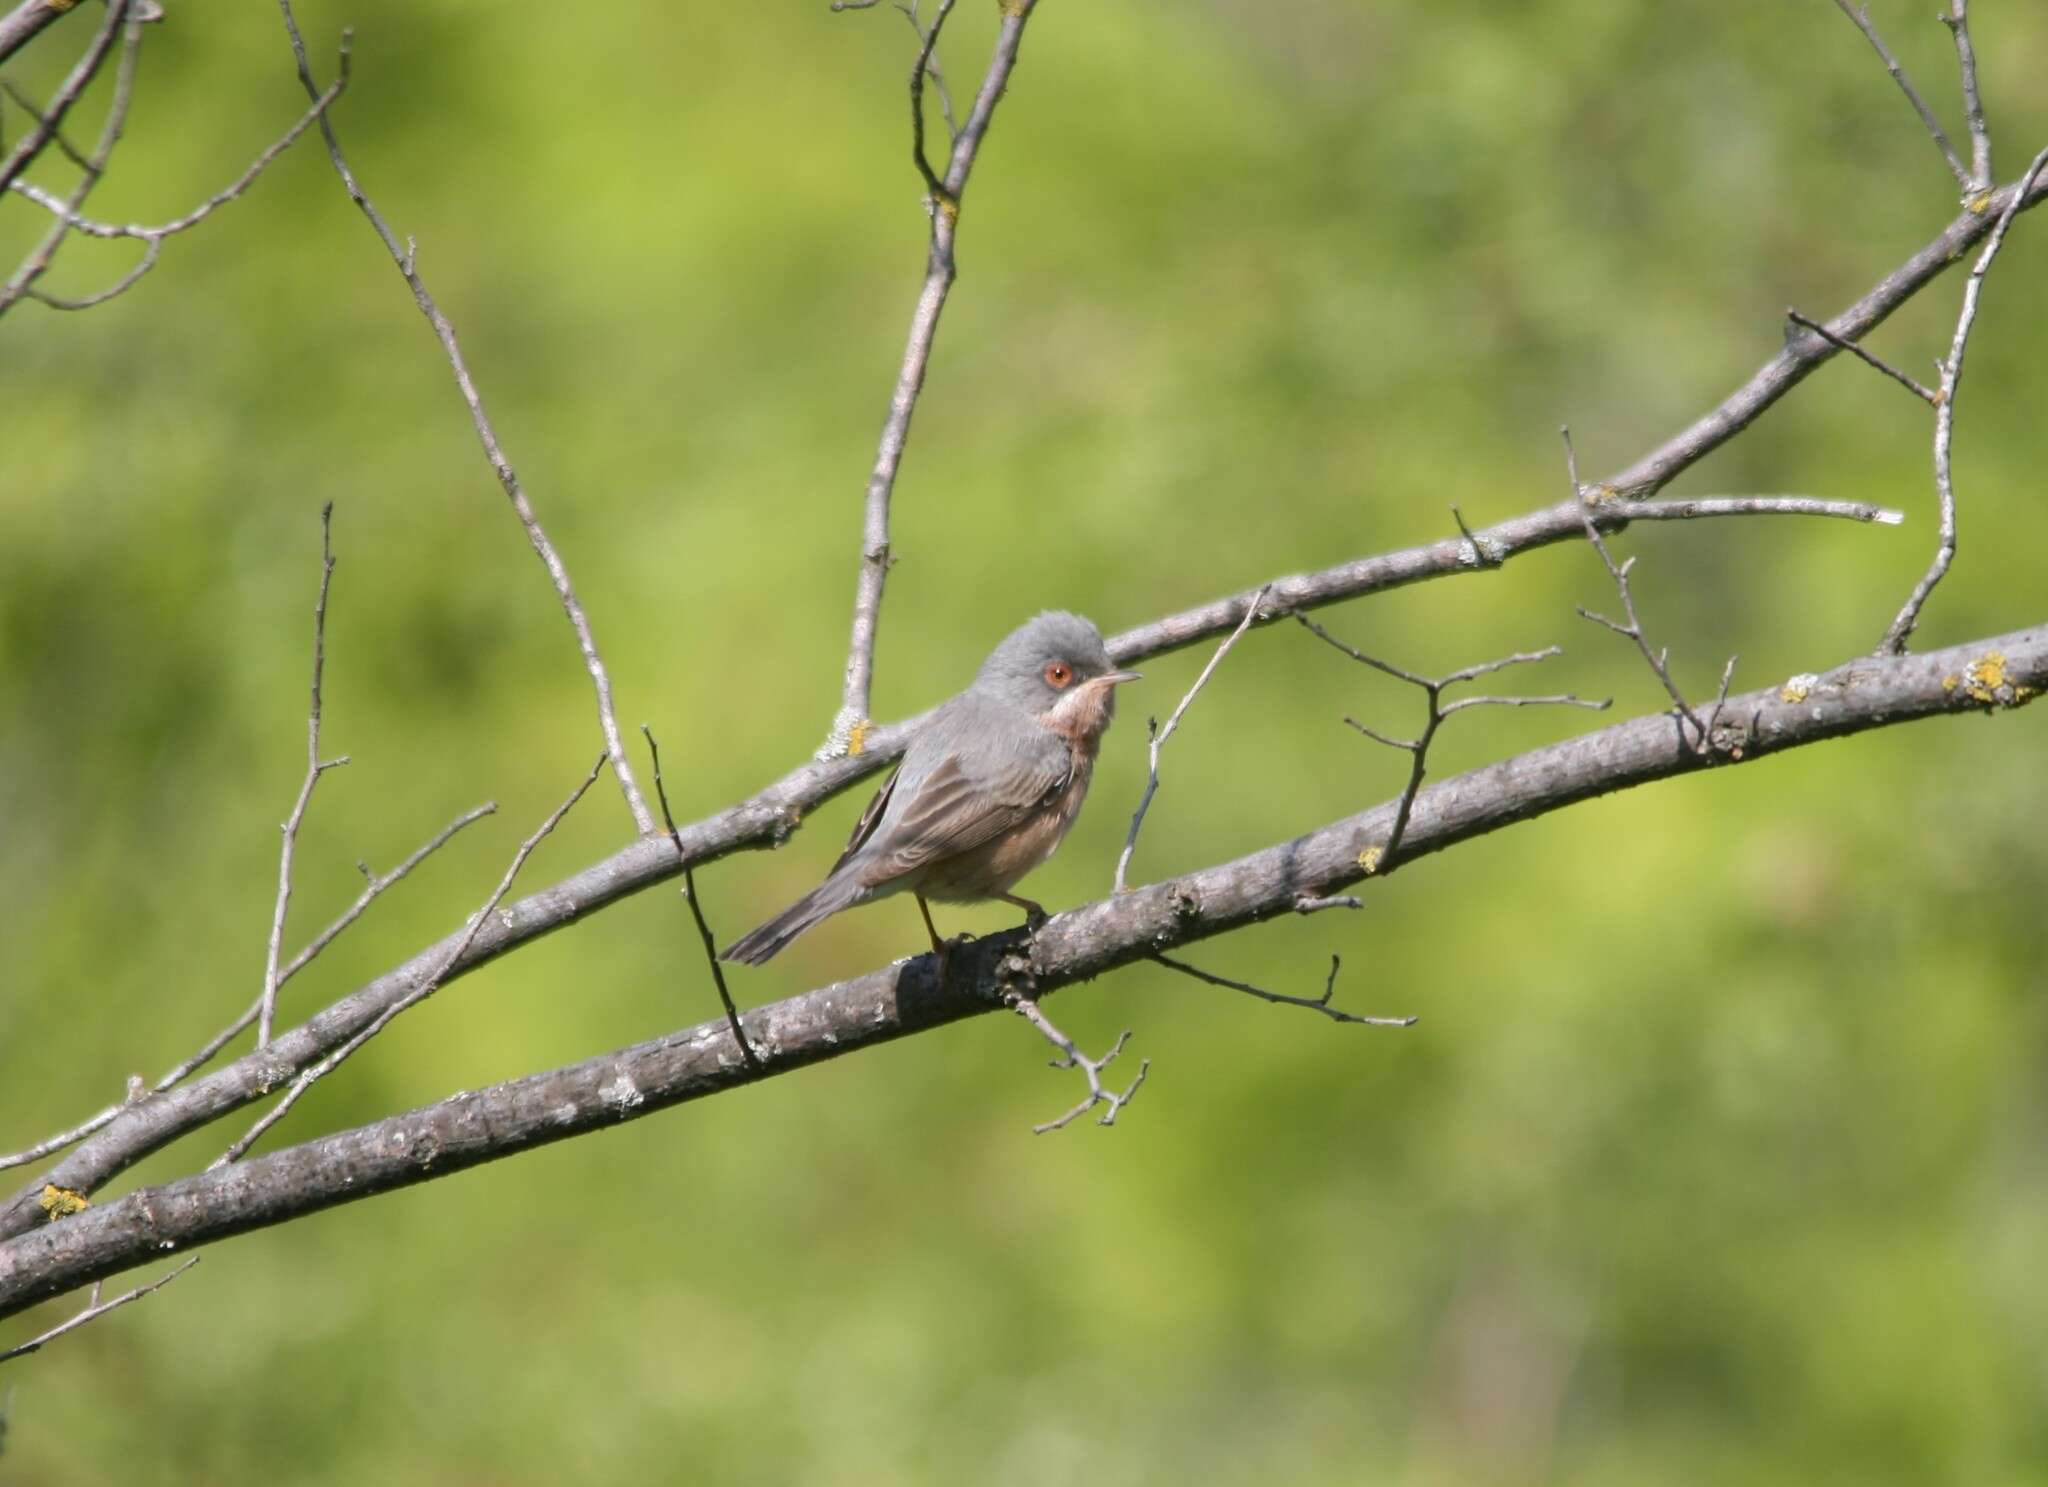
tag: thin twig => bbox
[0,76,91,171]
[8,48,349,312]
[213,756,608,1168]
[905,0,957,201]
[273,0,654,835]
[1008,996,1148,1133]
[1564,428,1708,748]
[1785,309,1937,405]
[0,0,140,316]
[1941,0,1991,193]
[1880,144,2048,655]
[895,1,960,141]
[259,504,348,1048]
[820,0,1041,760]
[0,801,497,1174]
[1831,0,1971,192]
[642,726,759,1069]
[1154,953,1416,1028]
[1301,617,1610,867]
[1114,584,1268,893]
[0,1257,198,1366]
[0,0,127,201]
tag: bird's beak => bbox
[1100,670,1143,686]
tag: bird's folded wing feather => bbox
[851,710,1069,887]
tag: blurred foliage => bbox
[3,0,2047,1481]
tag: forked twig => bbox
[1155,953,1415,1028]
[1879,145,2048,654]
[0,1256,198,1366]
[1009,996,1148,1133]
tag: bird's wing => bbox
[850,703,1070,888]
[830,766,900,875]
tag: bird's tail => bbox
[720,872,867,965]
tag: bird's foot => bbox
[998,893,1049,931]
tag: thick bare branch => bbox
[1879,144,2048,655]
[0,490,1915,1243]
[3,624,2039,1312]
[271,0,654,834]
[821,0,1040,759]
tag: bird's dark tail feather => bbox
[720,873,867,965]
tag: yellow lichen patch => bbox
[845,719,871,756]
[1942,674,1960,695]
[1963,650,2008,703]
[38,1185,89,1219]
[1357,845,1384,875]
[1780,674,1815,704]
[1966,190,1995,216]
[44,0,80,11]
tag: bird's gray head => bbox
[973,611,1141,733]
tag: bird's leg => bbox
[916,894,954,983]
[996,892,1048,931]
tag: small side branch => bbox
[1155,953,1415,1028]
[1880,145,2048,655]
[7,43,349,312]
[1830,0,1971,193]
[213,755,608,1168]
[1785,309,1937,405]
[1299,615,1609,868]
[1564,429,1708,749]
[1941,0,1992,193]
[642,726,759,1070]
[259,504,348,1048]
[1114,585,1268,893]
[819,0,1041,760]
[1009,996,1148,1134]
[0,1256,197,1366]
[274,1,654,835]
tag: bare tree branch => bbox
[1113,585,1267,893]
[0,0,140,315]
[1783,309,1936,405]
[1941,0,1991,193]
[213,755,608,1169]
[1564,429,1706,747]
[0,493,1916,1245]
[0,1257,196,1366]
[3,149,2029,1239]
[1009,997,1147,1134]
[1154,953,1415,1028]
[259,504,348,1048]
[269,0,654,835]
[1830,0,1971,193]
[821,0,1041,760]
[1879,144,2048,655]
[4,623,2039,1314]
[642,726,758,1070]
[7,45,349,312]
[0,0,126,201]
[0,802,496,1175]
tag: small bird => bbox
[721,611,1140,967]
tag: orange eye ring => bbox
[1043,661,1074,689]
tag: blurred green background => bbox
[4,0,2047,1481]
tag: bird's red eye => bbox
[1044,661,1074,689]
